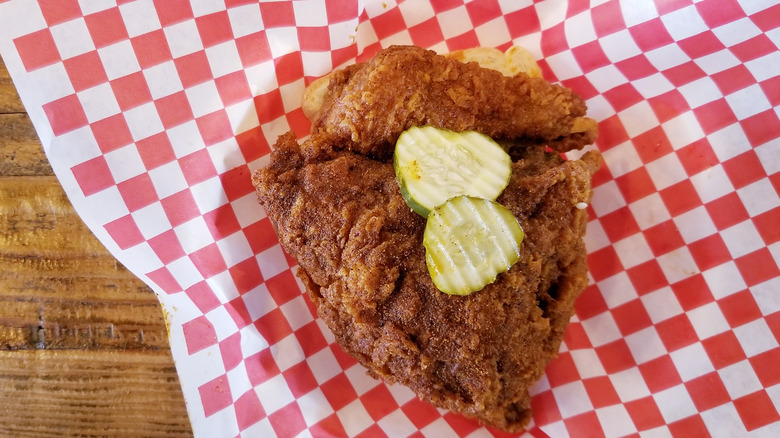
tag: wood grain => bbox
[0,56,25,113]
[1,113,51,176]
[0,350,190,437]
[0,55,192,436]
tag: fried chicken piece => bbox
[312,45,597,160]
[254,44,603,431]
[253,131,602,432]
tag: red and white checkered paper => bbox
[1,0,779,436]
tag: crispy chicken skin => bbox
[312,45,597,160]
[253,46,602,432]
[254,134,601,432]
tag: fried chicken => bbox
[253,45,602,432]
[255,132,601,432]
[312,45,597,159]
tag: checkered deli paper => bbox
[1,0,779,436]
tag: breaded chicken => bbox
[253,45,602,432]
[311,45,597,160]
[254,133,601,432]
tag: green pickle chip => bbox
[424,196,524,295]
[394,126,512,217]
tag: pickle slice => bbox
[394,126,512,217]
[424,196,524,296]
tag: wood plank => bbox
[0,176,108,257]
[0,176,116,262]
[0,350,192,437]
[0,54,25,113]
[0,297,172,351]
[0,56,50,176]
[0,113,51,175]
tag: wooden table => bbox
[0,57,192,436]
